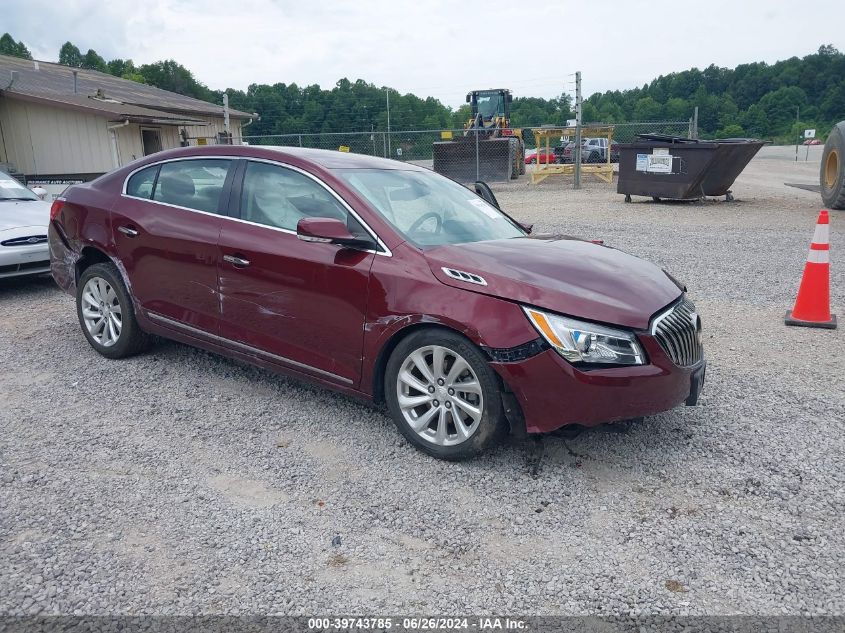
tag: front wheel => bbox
[384,329,506,460]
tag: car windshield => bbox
[0,174,39,202]
[335,168,525,248]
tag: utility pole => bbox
[795,106,800,162]
[223,93,230,144]
[573,71,582,190]
[386,89,392,156]
[692,106,699,140]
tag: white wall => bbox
[0,96,243,175]
[0,97,113,175]
[182,115,243,143]
[112,117,242,166]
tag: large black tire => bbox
[821,121,845,210]
[76,262,152,359]
[384,328,506,460]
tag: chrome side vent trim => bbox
[441,267,488,286]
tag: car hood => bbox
[0,200,51,231]
[425,236,682,329]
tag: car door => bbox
[111,157,234,334]
[217,159,377,386]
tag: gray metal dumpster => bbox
[617,134,766,202]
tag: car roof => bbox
[251,146,427,171]
[144,145,428,172]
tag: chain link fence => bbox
[223,120,694,184]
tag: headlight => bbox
[522,307,645,366]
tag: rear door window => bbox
[152,159,232,214]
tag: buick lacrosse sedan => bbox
[49,146,704,460]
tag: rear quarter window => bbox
[125,165,159,200]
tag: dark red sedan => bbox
[49,146,705,460]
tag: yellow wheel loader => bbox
[433,89,530,182]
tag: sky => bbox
[4,0,844,108]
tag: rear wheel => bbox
[76,262,152,359]
[821,121,845,210]
[384,329,506,460]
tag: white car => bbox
[0,172,52,279]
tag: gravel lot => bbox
[1,145,843,616]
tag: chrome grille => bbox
[1,235,48,247]
[651,297,703,367]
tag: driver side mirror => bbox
[296,217,375,249]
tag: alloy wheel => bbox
[396,345,483,446]
[81,277,122,347]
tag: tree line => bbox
[2,33,844,142]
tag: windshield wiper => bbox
[0,197,37,201]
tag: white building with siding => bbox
[0,54,254,197]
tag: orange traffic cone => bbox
[785,210,837,329]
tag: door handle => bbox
[117,225,139,237]
[223,254,251,267]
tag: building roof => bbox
[0,54,254,123]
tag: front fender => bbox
[359,244,538,397]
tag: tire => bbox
[820,121,845,210]
[384,328,506,460]
[587,151,599,164]
[76,262,152,359]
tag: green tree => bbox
[81,49,108,72]
[633,96,662,121]
[741,104,769,137]
[136,60,218,102]
[58,42,83,67]
[107,58,135,77]
[0,33,32,59]
[716,123,745,138]
[758,86,807,135]
[663,97,690,120]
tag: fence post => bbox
[475,127,480,182]
[298,135,302,148]
[382,132,387,157]
[574,71,582,190]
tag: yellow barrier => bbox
[528,126,615,184]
